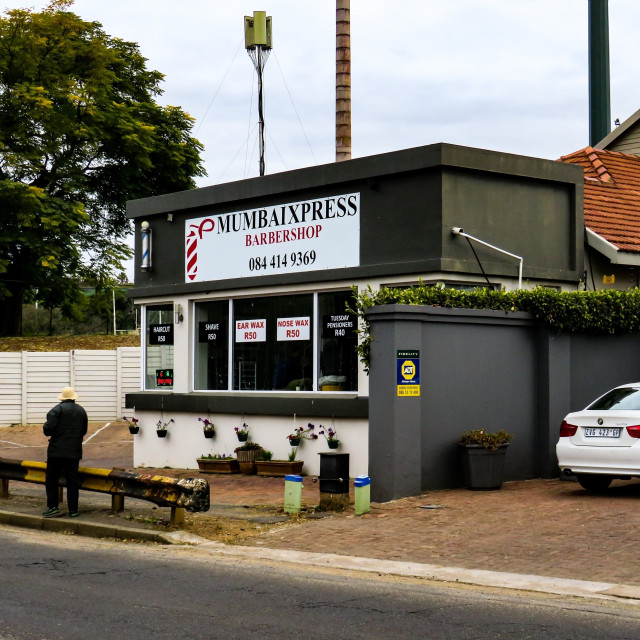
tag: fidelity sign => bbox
[185,193,360,282]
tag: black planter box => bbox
[459,444,508,490]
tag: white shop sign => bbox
[277,316,310,341]
[185,193,360,282]
[235,319,266,342]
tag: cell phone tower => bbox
[244,11,273,177]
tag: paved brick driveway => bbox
[2,422,640,586]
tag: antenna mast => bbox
[245,11,273,176]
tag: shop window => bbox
[318,291,358,391]
[233,294,313,391]
[191,290,358,393]
[194,300,229,390]
[145,304,174,390]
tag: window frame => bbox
[191,289,358,394]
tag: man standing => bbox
[42,387,88,517]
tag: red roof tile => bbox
[559,147,640,253]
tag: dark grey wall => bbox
[127,143,583,299]
[366,305,640,502]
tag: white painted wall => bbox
[132,410,369,477]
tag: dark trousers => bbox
[45,456,80,512]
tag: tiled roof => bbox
[559,147,640,253]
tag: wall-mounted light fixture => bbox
[451,227,523,289]
[174,303,183,324]
[141,221,151,271]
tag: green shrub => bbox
[457,429,513,450]
[350,284,640,370]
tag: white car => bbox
[556,383,640,491]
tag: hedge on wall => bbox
[350,285,640,370]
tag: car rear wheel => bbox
[576,474,612,492]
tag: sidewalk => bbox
[2,421,640,603]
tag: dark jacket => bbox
[43,400,88,459]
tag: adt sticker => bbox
[397,350,420,397]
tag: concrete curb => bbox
[3,509,640,606]
[191,541,640,605]
[0,510,167,544]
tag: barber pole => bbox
[141,221,151,271]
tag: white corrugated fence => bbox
[0,347,140,426]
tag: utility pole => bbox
[336,0,351,161]
[245,11,273,176]
[589,0,611,146]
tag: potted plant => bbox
[199,417,215,438]
[235,419,250,442]
[196,453,240,474]
[319,423,339,449]
[287,419,317,446]
[123,415,140,435]
[255,447,304,477]
[234,441,263,474]
[156,417,173,438]
[457,429,513,490]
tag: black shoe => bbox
[68,511,79,518]
[42,507,61,517]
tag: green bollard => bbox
[284,474,303,514]
[354,475,371,515]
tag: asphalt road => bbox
[1,526,640,640]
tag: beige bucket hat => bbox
[58,387,78,401]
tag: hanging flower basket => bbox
[123,416,139,435]
[235,417,250,442]
[199,417,215,438]
[319,421,339,449]
[156,417,173,438]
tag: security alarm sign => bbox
[397,350,420,397]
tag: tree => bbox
[0,0,205,335]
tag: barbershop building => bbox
[125,142,583,478]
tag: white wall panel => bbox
[0,348,141,426]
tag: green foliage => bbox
[257,449,273,461]
[0,1,205,335]
[350,284,640,370]
[458,429,513,450]
[234,441,263,452]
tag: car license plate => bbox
[584,427,621,438]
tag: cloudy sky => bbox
[5,0,640,189]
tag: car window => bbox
[587,388,640,410]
